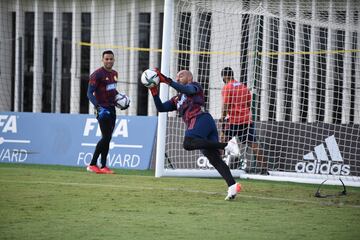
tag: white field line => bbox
[0,179,359,208]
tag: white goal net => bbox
[156,0,360,187]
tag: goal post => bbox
[155,0,360,187]
[155,0,173,178]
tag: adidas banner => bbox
[164,118,359,178]
[0,112,157,170]
[257,121,359,177]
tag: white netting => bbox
[161,0,360,185]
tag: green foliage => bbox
[0,163,359,240]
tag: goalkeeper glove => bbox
[154,68,172,84]
[96,106,110,120]
[149,85,159,96]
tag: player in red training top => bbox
[221,67,268,175]
[149,69,242,200]
[86,50,129,174]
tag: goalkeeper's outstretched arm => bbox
[149,86,176,112]
[154,68,198,95]
[153,96,176,112]
[169,80,198,95]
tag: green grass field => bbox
[0,163,359,240]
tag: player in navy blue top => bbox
[86,50,128,174]
[150,69,242,200]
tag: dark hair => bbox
[221,67,234,78]
[102,50,114,58]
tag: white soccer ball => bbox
[141,69,159,88]
[115,93,130,109]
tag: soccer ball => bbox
[115,93,130,109]
[141,69,159,88]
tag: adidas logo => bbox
[295,135,350,176]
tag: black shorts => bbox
[224,122,257,143]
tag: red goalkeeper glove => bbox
[149,85,159,96]
[154,68,172,84]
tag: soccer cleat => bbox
[225,183,242,200]
[99,167,114,174]
[224,137,240,156]
[87,165,102,174]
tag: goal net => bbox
[156,0,360,187]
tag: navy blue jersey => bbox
[169,82,204,128]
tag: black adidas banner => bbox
[164,119,360,177]
[257,122,359,176]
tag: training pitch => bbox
[0,163,359,240]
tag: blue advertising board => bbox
[0,112,157,170]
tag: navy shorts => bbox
[185,112,219,142]
[224,122,257,143]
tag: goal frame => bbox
[154,0,360,188]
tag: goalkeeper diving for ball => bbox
[150,69,242,200]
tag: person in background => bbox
[220,67,268,175]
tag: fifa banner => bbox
[0,112,157,170]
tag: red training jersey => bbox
[221,79,252,124]
[88,67,118,107]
